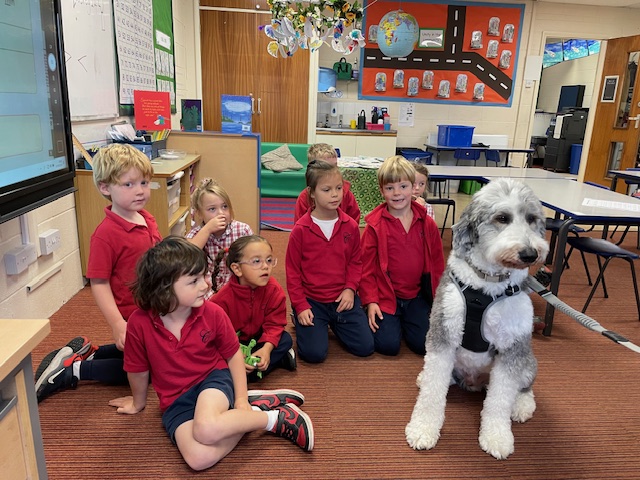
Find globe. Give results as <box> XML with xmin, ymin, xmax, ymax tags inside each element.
<box><xmin>377</xmin><ymin>10</ymin><xmax>419</xmax><ymax>58</ymax></box>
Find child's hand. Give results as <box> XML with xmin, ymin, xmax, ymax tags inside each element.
<box><xmin>205</xmin><ymin>214</ymin><xmax>227</xmax><ymax>236</ymax></box>
<box><xmin>244</xmin><ymin>360</ymin><xmax>259</xmax><ymax>375</ymax></box>
<box><xmin>296</xmin><ymin>309</ymin><xmax>314</xmax><ymax>326</ymax></box>
<box><xmin>335</xmin><ymin>288</ymin><xmax>355</xmax><ymax>312</ymax></box>
<box><xmin>109</xmin><ymin>396</ymin><xmax>145</xmax><ymax>414</ymax></box>
<box><xmin>112</xmin><ymin>319</ymin><xmax>127</xmax><ymax>351</ymax></box>
<box><xmin>414</xmin><ymin>196</ymin><xmax>427</xmax><ymax>207</ymax></box>
<box><xmin>253</xmin><ymin>345</ymin><xmax>272</xmax><ymax>372</ymax></box>
<box><xmin>367</xmin><ymin>303</ymin><xmax>383</xmax><ymax>332</ymax></box>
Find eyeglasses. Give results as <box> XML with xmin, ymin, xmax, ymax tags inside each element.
<box><xmin>236</xmin><ymin>257</ymin><xmax>278</xmax><ymax>269</ymax></box>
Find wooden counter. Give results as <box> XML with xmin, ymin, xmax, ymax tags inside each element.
<box><xmin>0</xmin><ymin>319</ymin><xmax>50</xmax><ymax>479</ymax></box>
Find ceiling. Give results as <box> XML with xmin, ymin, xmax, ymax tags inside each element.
<box><xmin>535</xmin><ymin>0</ymin><xmax>640</xmax><ymax>9</ymax></box>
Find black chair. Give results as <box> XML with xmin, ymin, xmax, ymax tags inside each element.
<box><xmin>484</xmin><ymin>150</ymin><xmax>502</xmax><ymax>166</ymax></box>
<box><xmin>562</xmin><ymin>236</ymin><xmax>640</xmax><ymax>318</ymax></box>
<box><xmin>426</xmin><ymin>197</ymin><xmax>455</xmax><ymax>239</ymax></box>
<box><xmin>454</xmin><ymin>148</ymin><xmax>481</xmax><ymax>166</ymax></box>
<box><xmin>609</xmin><ymin>167</ymin><xmax>640</xmax><ymax>246</ymax></box>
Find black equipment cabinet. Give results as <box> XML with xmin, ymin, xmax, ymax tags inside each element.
<box><xmin>543</xmin><ymin>108</ymin><xmax>588</xmax><ymax>172</ymax></box>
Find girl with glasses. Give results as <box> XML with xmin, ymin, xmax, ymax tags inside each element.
<box><xmin>211</xmin><ymin>235</ymin><xmax>296</xmax><ymax>381</ymax></box>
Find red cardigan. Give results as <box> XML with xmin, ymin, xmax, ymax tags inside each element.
<box><xmin>359</xmin><ymin>201</ymin><xmax>445</xmax><ymax>315</ymax></box>
<box><xmin>286</xmin><ymin>209</ymin><xmax>362</xmax><ymax>313</ymax></box>
<box><xmin>210</xmin><ymin>275</ymin><xmax>286</xmax><ymax>347</ymax></box>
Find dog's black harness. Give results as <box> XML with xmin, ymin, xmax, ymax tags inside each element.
<box><xmin>451</xmin><ymin>271</ymin><xmax>522</xmax><ymax>353</ymax></box>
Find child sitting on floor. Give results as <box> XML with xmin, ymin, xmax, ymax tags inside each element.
<box><xmin>211</xmin><ymin>235</ymin><xmax>296</xmax><ymax>381</ymax></box>
<box><xmin>293</xmin><ymin>143</ymin><xmax>360</xmax><ymax>224</ymax></box>
<box><xmin>109</xmin><ymin>236</ymin><xmax>314</xmax><ymax>471</ymax></box>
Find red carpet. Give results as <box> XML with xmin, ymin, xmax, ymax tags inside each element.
<box><xmin>260</xmin><ymin>197</ymin><xmax>296</xmax><ymax>231</ymax></box>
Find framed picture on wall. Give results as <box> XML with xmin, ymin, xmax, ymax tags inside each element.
<box><xmin>601</xmin><ymin>75</ymin><xmax>619</xmax><ymax>103</ymax></box>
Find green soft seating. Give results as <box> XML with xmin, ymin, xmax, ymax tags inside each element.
<box><xmin>260</xmin><ymin>142</ymin><xmax>310</xmax><ymax>198</ymax></box>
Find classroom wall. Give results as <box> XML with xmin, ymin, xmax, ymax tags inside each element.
<box><xmin>316</xmin><ymin>1</ymin><xmax>640</xmax><ymax>167</ymax></box>
<box><xmin>536</xmin><ymin>54</ymin><xmax>599</xmax><ymax>113</ymax></box>
<box><xmin>0</xmin><ymin>0</ymin><xmax>198</xmax><ymax>320</ymax></box>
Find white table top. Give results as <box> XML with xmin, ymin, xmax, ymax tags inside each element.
<box><xmin>519</xmin><ymin>178</ymin><xmax>640</xmax><ymax>222</ymax></box>
<box><xmin>427</xmin><ymin>165</ymin><xmax>573</xmax><ymax>180</ymax></box>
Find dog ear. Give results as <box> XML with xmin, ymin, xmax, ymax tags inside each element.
<box><xmin>452</xmin><ymin>202</ymin><xmax>478</xmax><ymax>256</ymax></box>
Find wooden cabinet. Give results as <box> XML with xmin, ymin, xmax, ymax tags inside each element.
<box><xmin>74</xmin><ymin>154</ymin><xmax>200</xmax><ymax>275</ymax></box>
<box><xmin>0</xmin><ymin>319</ymin><xmax>50</xmax><ymax>479</ymax></box>
<box><xmin>317</xmin><ymin>131</ymin><xmax>398</xmax><ymax>158</ymax></box>
<box><xmin>200</xmin><ymin>2</ymin><xmax>309</xmax><ymax>143</ymax></box>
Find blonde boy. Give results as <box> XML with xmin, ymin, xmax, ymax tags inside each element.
<box><xmin>359</xmin><ymin>156</ymin><xmax>445</xmax><ymax>356</ymax></box>
<box><xmin>34</xmin><ymin>144</ymin><xmax>162</xmax><ymax>401</ymax></box>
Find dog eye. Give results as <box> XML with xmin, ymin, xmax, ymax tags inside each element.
<box><xmin>495</xmin><ymin>214</ymin><xmax>511</xmax><ymax>224</ymax></box>
<box><xmin>526</xmin><ymin>214</ymin><xmax>537</xmax><ymax>224</ymax></box>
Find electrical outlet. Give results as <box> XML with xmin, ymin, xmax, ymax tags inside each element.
<box><xmin>39</xmin><ymin>228</ymin><xmax>62</xmax><ymax>255</ymax></box>
<box><xmin>4</xmin><ymin>243</ymin><xmax>37</xmax><ymax>275</ymax></box>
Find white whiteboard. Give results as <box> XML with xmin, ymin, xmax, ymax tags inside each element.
<box><xmin>60</xmin><ymin>0</ymin><xmax>118</xmax><ymax>120</ymax></box>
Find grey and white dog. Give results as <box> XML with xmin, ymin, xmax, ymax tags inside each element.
<box><xmin>405</xmin><ymin>178</ymin><xmax>549</xmax><ymax>460</ymax></box>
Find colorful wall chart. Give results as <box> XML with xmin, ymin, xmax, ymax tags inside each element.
<box><xmin>113</xmin><ymin>0</ymin><xmax>176</xmax><ymax>115</ymax></box>
<box><xmin>360</xmin><ymin>1</ymin><xmax>524</xmax><ymax>106</ymax></box>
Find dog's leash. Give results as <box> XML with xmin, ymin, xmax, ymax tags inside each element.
<box><xmin>526</xmin><ymin>275</ymin><xmax>640</xmax><ymax>354</ymax></box>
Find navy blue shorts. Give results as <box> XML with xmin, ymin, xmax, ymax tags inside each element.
<box><xmin>161</xmin><ymin>368</ymin><xmax>235</xmax><ymax>444</ymax></box>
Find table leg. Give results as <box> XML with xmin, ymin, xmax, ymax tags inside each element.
<box><xmin>543</xmin><ymin>218</ymin><xmax>576</xmax><ymax>336</ymax></box>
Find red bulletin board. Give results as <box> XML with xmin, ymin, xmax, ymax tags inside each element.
<box><xmin>360</xmin><ymin>1</ymin><xmax>525</xmax><ymax>106</ymax></box>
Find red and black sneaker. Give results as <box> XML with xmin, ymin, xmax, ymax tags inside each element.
<box><xmin>34</xmin><ymin>336</ymin><xmax>95</xmax><ymax>382</ymax></box>
<box><xmin>270</xmin><ymin>403</ymin><xmax>314</xmax><ymax>452</ymax></box>
<box><xmin>248</xmin><ymin>389</ymin><xmax>304</xmax><ymax>410</ymax></box>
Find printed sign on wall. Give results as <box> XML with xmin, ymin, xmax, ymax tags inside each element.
<box><xmin>360</xmin><ymin>1</ymin><xmax>524</xmax><ymax>106</ymax></box>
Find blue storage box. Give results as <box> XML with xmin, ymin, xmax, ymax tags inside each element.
<box><xmin>437</xmin><ymin>125</ymin><xmax>475</xmax><ymax>147</ymax></box>
<box><xmin>400</xmin><ymin>148</ymin><xmax>433</xmax><ymax>164</ymax></box>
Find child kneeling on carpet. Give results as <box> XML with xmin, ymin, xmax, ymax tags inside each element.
<box><xmin>360</xmin><ymin>156</ymin><xmax>445</xmax><ymax>356</ymax></box>
<box><xmin>211</xmin><ymin>235</ymin><xmax>297</xmax><ymax>381</ymax></box>
<box><xmin>293</xmin><ymin>143</ymin><xmax>360</xmax><ymax>224</ymax></box>
<box><xmin>286</xmin><ymin>160</ymin><xmax>374</xmax><ymax>363</ymax></box>
<box><xmin>187</xmin><ymin>178</ymin><xmax>253</xmax><ymax>298</ymax></box>
<box><xmin>109</xmin><ymin>237</ymin><xmax>313</xmax><ymax>471</ymax></box>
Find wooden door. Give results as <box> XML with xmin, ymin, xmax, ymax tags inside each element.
<box><xmin>200</xmin><ymin>5</ymin><xmax>309</xmax><ymax>143</ymax></box>
<box><xmin>584</xmin><ymin>36</ymin><xmax>640</xmax><ymax>191</ymax></box>
<box><xmin>200</xmin><ymin>9</ymin><xmax>259</xmax><ymax>132</ymax></box>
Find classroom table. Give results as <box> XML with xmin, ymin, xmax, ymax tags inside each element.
<box><xmin>424</xmin><ymin>144</ymin><xmax>535</xmax><ymax>167</ymax></box>
<box><xmin>339</xmin><ymin>167</ymin><xmax>382</xmax><ymax>225</ymax></box>
<box><xmin>516</xmin><ymin>178</ymin><xmax>640</xmax><ymax>335</ymax></box>
<box><xmin>609</xmin><ymin>169</ymin><xmax>640</xmax><ymax>191</ymax></box>
<box><xmin>423</xmin><ymin>168</ymin><xmax>640</xmax><ymax>335</ymax></box>
<box><xmin>426</xmin><ymin>165</ymin><xmax>573</xmax><ymax>181</ymax></box>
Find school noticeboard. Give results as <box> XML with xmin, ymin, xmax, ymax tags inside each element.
<box><xmin>360</xmin><ymin>1</ymin><xmax>524</xmax><ymax>107</ymax></box>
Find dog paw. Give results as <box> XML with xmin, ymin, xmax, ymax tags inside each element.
<box><xmin>511</xmin><ymin>390</ymin><xmax>536</xmax><ymax>423</ymax></box>
<box><xmin>415</xmin><ymin>370</ymin><xmax>424</xmax><ymax>388</ymax></box>
<box><xmin>478</xmin><ymin>429</ymin><xmax>514</xmax><ymax>460</ymax></box>
<box><xmin>405</xmin><ymin>421</ymin><xmax>440</xmax><ymax>450</ymax></box>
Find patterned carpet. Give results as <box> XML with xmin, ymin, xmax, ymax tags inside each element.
<box><xmin>260</xmin><ymin>197</ymin><xmax>296</xmax><ymax>231</ymax></box>
<box><xmin>33</xmin><ymin>229</ymin><xmax>640</xmax><ymax>479</ymax></box>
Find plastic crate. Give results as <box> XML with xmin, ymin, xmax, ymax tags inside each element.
<box><xmin>400</xmin><ymin>148</ymin><xmax>433</xmax><ymax>164</ymax></box>
<box><xmin>459</xmin><ymin>180</ymin><xmax>483</xmax><ymax>195</ymax></box>
<box><xmin>437</xmin><ymin>125</ymin><xmax>475</xmax><ymax>147</ymax></box>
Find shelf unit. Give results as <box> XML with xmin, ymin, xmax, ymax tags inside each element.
<box><xmin>74</xmin><ymin>154</ymin><xmax>200</xmax><ymax>276</ymax></box>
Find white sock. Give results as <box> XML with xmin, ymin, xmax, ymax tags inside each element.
<box><xmin>251</xmin><ymin>406</ymin><xmax>261</xmax><ymax>412</ymax></box>
<box><xmin>265</xmin><ymin>409</ymin><xmax>279</xmax><ymax>431</ymax></box>
<box><xmin>72</xmin><ymin>361</ymin><xmax>81</xmax><ymax>379</ymax></box>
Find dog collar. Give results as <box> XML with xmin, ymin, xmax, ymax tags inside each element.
<box><xmin>470</xmin><ymin>265</ymin><xmax>511</xmax><ymax>283</ymax></box>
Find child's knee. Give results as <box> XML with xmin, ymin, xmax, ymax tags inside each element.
<box><xmin>192</xmin><ymin>417</ymin><xmax>222</xmax><ymax>445</ymax></box>
<box><xmin>298</xmin><ymin>346</ymin><xmax>327</xmax><ymax>364</ymax></box>
<box><xmin>374</xmin><ymin>336</ymin><xmax>401</xmax><ymax>356</ymax></box>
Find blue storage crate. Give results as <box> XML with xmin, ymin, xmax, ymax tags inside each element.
<box><xmin>400</xmin><ymin>148</ymin><xmax>433</xmax><ymax>164</ymax></box>
<box><xmin>437</xmin><ymin>125</ymin><xmax>475</xmax><ymax>147</ymax></box>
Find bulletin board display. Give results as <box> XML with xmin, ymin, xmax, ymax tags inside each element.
<box><xmin>114</xmin><ymin>0</ymin><xmax>176</xmax><ymax>115</ymax></box>
<box><xmin>360</xmin><ymin>1</ymin><xmax>525</xmax><ymax>106</ymax></box>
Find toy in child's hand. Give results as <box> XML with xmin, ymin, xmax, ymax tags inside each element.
<box><xmin>237</xmin><ymin>334</ymin><xmax>262</xmax><ymax>379</ymax></box>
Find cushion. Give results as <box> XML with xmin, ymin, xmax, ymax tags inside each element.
<box><xmin>261</xmin><ymin>144</ymin><xmax>304</xmax><ymax>172</ymax></box>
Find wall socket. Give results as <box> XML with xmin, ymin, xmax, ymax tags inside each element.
<box><xmin>39</xmin><ymin>228</ymin><xmax>62</xmax><ymax>255</ymax></box>
<box><xmin>4</xmin><ymin>243</ymin><xmax>38</xmax><ymax>275</ymax></box>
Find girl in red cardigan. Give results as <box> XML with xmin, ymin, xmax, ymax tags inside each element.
<box><xmin>286</xmin><ymin>160</ymin><xmax>374</xmax><ymax>363</ymax></box>
<box><xmin>211</xmin><ymin>235</ymin><xmax>296</xmax><ymax>381</ymax></box>
<box><xmin>360</xmin><ymin>156</ymin><xmax>445</xmax><ymax>356</ymax></box>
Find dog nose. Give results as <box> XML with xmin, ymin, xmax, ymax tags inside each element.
<box><xmin>519</xmin><ymin>248</ymin><xmax>538</xmax><ymax>264</ymax></box>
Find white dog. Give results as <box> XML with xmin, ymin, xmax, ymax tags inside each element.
<box><xmin>405</xmin><ymin>178</ymin><xmax>549</xmax><ymax>460</ymax></box>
